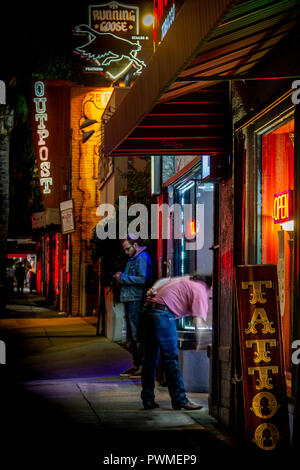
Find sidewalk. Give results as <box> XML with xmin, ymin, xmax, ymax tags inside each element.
<box><xmin>0</xmin><ymin>293</ymin><xmax>242</xmax><ymax>468</ymax></box>
<box><xmin>3</xmin><ymin>288</ymin><xmax>68</xmax><ymax>317</ymax></box>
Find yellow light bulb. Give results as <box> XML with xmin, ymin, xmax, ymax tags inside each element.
<box><xmin>143</xmin><ymin>14</ymin><xmax>154</xmax><ymax>27</ymax></box>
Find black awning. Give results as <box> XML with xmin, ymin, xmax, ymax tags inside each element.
<box><xmin>108</xmin><ymin>83</ymin><xmax>230</xmax><ymax>156</ymax></box>
<box><xmin>103</xmin><ymin>0</ymin><xmax>300</xmax><ymax>157</ymax></box>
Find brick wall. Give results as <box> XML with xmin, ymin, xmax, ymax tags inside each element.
<box><xmin>70</xmin><ymin>87</ymin><xmax>112</xmax><ymax>315</ymax></box>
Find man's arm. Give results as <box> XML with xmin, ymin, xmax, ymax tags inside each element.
<box><xmin>118</xmin><ymin>254</ymin><xmax>150</xmax><ymax>286</ymax></box>
<box><xmin>192</xmin><ymin>316</ymin><xmax>207</xmax><ymax>351</ymax></box>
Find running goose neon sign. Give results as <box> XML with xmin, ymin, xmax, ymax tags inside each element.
<box><xmin>73</xmin><ymin>2</ymin><xmax>147</xmax><ymax>81</ymax></box>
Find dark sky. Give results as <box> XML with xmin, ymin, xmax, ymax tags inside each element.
<box><xmin>1</xmin><ymin>0</ymin><xmax>154</xmax><ymax>88</ymax></box>
<box><xmin>1</xmin><ymin>1</ymin><xmax>89</xmax><ymax>82</ymax></box>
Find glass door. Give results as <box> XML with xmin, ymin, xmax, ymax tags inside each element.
<box><xmin>174</xmin><ymin>179</ymin><xmax>214</xmax><ymax>333</ymax></box>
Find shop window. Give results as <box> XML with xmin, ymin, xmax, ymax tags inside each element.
<box><xmin>261</xmin><ymin>118</ymin><xmax>294</xmax><ymax>393</ymax></box>
<box><xmin>174</xmin><ymin>180</ymin><xmax>214</xmax><ymax>331</ymax></box>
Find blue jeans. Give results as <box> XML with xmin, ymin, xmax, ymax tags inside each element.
<box><xmin>141</xmin><ymin>305</ymin><xmax>188</xmax><ymax>408</ymax></box>
<box><xmin>124</xmin><ymin>300</ymin><xmax>144</xmax><ymax>367</ymax></box>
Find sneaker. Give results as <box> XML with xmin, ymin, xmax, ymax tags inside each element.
<box><xmin>120</xmin><ymin>365</ymin><xmax>137</xmax><ymax>377</ymax></box>
<box><xmin>173</xmin><ymin>401</ymin><xmax>203</xmax><ymax>411</ymax></box>
<box><xmin>144</xmin><ymin>402</ymin><xmax>159</xmax><ymax>410</ymax></box>
<box><xmin>129</xmin><ymin>366</ymin><xmax>142</xmax><ymax>379</ymax></box>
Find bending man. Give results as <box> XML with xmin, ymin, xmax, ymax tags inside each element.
<box><xmin>141</xmin><ymin>274</ymin><xmax>211</xmax><ymax>410</ymax></box>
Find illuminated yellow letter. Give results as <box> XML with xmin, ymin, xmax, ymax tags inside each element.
<box><xmin>245</xmin><ymin>308</ymin><xmax>276</xmax><ymax>335</ymax></box>
<box><xmin>251</xmin><ymin>392</ymin><xmax>278</xmax><ymax>419</ymax></box>
<box><xmin>241</xmin><ymin>280</ymin><xmax>272</xmax><ymax>304</ymax></box>
<box><xmin>246</xmin><ymin>339</ymin><xmax>277</xmax><ymax>363</ymax></box>
<box><xmin>248</xmin><ymin>365</ymin><xmax>279</xmax><ymax>390</ymax></box>
<box><xmin>253</xmin><ymin>423</ymin><xmax>280</xmax><ymax>450</ymax></box>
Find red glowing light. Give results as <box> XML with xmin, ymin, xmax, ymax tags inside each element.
<box><xmin>187</xmin><ymin>220</ymin><xmax>196</xmax><ymax>238</ymax></box>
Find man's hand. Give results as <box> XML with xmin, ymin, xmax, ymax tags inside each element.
<box><xmin>146</xmin><ymin>287</ymin><xmax>157</xmax><ymax>298</ymax></box>
<box><xmin>113</xmin><ymin>272</ymin><xmax>122</xmax><ymax>283</ymax></box>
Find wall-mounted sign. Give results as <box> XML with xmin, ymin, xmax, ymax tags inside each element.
<box><xmin>153</xmin><ymin>0</ymin><xmax>185</xmax><ymax>47</ymax></box>
<box><xmin>73</xmin><ymin>2</ymin><xmax>153</xmax><ymax>82</ymax></box>
<box><xmin>33</xmin><ymin>81</ymin><xmax>52</xmax><ymax>195</ymax></box>
<box><xmin>273</xmin><ymin>190</ymin><xmax>293</xmax><ymax>224</ymax></box>
<box><xmin>235</xmin><ymin>265</ymin><xmax>290</xmax><ymax>452</ymax></box>
<box><xmin>60</xmin><ymin>200</ymin><xmax>76</xmax><ymax>234</ymax></box>
<box><xmin>30</xmin><ymin>80</ymin><xmax>71</xmax><ymax>210</ymax></box>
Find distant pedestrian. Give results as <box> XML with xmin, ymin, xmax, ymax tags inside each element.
<box><xmin>6</xmin><ymin>267</ymin><xmax>15</xmax><ymax>294</ymax></box>
<box><xmin>141</xmin><ymin>274</ymin><xmax>211</xmax><ymax>410</ymax></box>
<box><xmin>15</xmin><ymin>262</ymin><xmax>25</xmax><ymax>295</ymax></box>
<box><xmin>114</xmin><ymin>234</ymin><xmax>153</xmax><ymax>379</ymax></box>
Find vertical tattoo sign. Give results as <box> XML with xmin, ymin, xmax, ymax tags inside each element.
<box><xmin>235</xmin><ymin>265</ymin><xmax>290</xmax><ymax>451</ymax></box>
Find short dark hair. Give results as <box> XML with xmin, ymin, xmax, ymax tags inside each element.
<box><xmin>121</xmin><ymin>234</ymin><xmax>143</xmax><ymax>247</ymax></box>
<box><xmin>190</xmin><ymin>273</ymin><xmax>212</xmax><ymax>288</ymax></box>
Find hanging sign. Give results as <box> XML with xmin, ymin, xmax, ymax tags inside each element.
<box><xmin>73</xmin><ymin>2</ymin><xmax>152</xmax><ymax>82</ymax></box>
<box><xmin>235</xmin><ymin>265</ymin><xmax>290</xmax><ymax>452</ymax></box>
<box><xmin>33</xmin><ymin>81</ymin><xmax>52</xmax><ymax>195</ymax></box>
<box><xmin>30</xmin><ymin>80</ymin><xmax>71</xmax><ymax>210</ymax></box>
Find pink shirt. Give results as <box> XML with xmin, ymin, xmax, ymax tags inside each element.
<box><xmin>149</xmin><ymin>278</ymin><xmax>209</xmax><ymax>321</ymax></box>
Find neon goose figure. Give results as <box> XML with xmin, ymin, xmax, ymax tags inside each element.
<box><xmin>73</xmin><ymin>24</ymin><xmax>146</xmax><ymax>74</ymax></box>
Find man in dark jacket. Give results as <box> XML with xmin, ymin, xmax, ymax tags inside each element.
<box><xmin>114</xmin><ymin>234</ymin><xmax>153</xmax><ymax>379</ymax></box>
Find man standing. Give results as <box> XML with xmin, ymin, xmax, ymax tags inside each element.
<box><xmin>114</xmin><ymin>234</ymin><xmax>153</xmax><ymax>379</ymax></box>
<box><xmin>141</xmin><ymin>274</ymin><xmax>211</xmax><ymax>410</ymax></box>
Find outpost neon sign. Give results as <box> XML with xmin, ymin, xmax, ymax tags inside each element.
<box><xmin>33</xmin><ymin>81</ymin><xmax>52</xmax><ymax>195</ymax></box>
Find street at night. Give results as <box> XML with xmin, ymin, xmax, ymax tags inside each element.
<box><xmin>1</xmin><ymin>0</ymin><xmax>300</xmax><ymax>465</ymax></box>
<box><xmin>0</xmin><ymin>291</ymin><xmax>236</xmax><ymax>468</ymax></box>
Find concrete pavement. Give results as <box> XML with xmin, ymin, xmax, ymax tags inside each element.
<box><xmin>0</xmin><ymin>292</ymin><xmax>259</xmax><ymax>468</ymax></box>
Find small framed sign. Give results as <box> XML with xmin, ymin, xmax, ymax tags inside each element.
<box><xmin>59</xmin><ymin>199</ymin><xmax>75</xmax><ymax>234</ymax></box>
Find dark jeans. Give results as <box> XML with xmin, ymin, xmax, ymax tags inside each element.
<box><xmin>16</xmin><ymin>279</ymin><xmax>24</xmax><ymax>293</ymax></box>
<box><xmin>141</xmin><ymin>305</ymin><xmax>188</xmax><ymax>408</ymax></box>
<box><xmin>124</xmin><ymin>300</ymin><xmax>144</xmax><ymax>367</ymax></box>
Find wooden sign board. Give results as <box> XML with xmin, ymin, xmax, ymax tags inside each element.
<box><xmin>235</xmin><ymin>265</ymin><xmax>290</xmax><ymax>451</ymax></box>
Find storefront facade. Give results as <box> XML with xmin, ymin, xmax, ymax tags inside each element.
<box><xmin>101</xmin><ymin>0</ymin><xmax>300</xmax><ymax>444</ymax></box>
<box><xmin>235</xmin><ymin>81</ymin><xmax>300</xmax><ymax>439</ymax></box>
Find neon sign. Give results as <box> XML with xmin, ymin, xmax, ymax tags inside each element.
<box><xmin>187</xmin><ymin>219</ymin><xmax>196</xmax><ymax>238</ymax></box>
<box><xmin>73</xmin><ymin>2</ymin><xmax>148</xmax><ymax>81</ymax></box>
<box><xmin>161</xmin><ymin>3</ymin><xmax>175</xmax><ymax>40</ymax></box>
<box><xmin>273</xmin><ymin>190</ymin><xmax>292</xmax><ymax>224</ymax></box>
<box><xmin>153</xmin><ymin>0</ymin><xmax>178</xmax><ymax>44</ymax></box>
<box><xmin>33</xmin><ymin>81</ymin><xmax>52</xmax><ymax>195</ymax></box>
